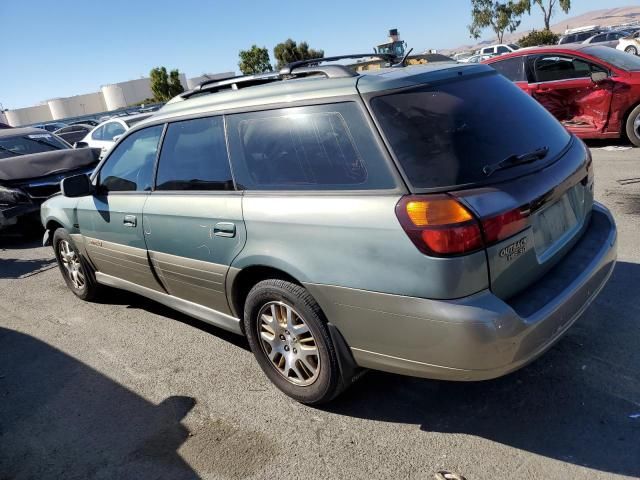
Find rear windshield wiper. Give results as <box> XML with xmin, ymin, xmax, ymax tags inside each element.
<box><xmin>482</xmin><ymin>147</ymin><xmax>549</xmax><ymax>177</ymax></box>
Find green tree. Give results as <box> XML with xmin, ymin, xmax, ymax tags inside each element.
<box><xmin>238</xmin><ymin>45</ymin><xmax>273</xmax><ymax>74</ymax></box>
<box><xmin>273</xmin><ymin>39</ymin><xmax>324</xmax><ymax>70</ymax></box>
<box><xmin>517</xmin><ymin>28</ymin><xmax>559</xmax><ymax>46</ymax></box>
<box><xmin>150</xmin><ymin>67</ymin><xmax>184</xmax><ymax>102</ymax></box>
<box><xmin>468</xmin><ymin>0</ymin><xmax>530</xmax><ymax>43</ymax></box>
<box><xmin>168</xmin><ymin>69</ymin><xmax>184</xmax><ymax>97</ymax></box>
<box><xmin>529</xmin><ymin>0</ymin><xmax>570</xmax><ymax>31</ymax></box>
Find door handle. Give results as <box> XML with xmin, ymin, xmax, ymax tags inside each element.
<box><xmin>214</xmin><ymin>222</ymin><xmax>236</xmax><ymax>238</ymax></box>
<box><xmin>123</xmin><ymin>215</ymin><xmax>137</xmax><ymax>227</ymax></box>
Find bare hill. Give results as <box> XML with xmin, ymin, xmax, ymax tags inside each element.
<box><xmin>441</xmin><ymin>5</ymin><xmax>640</xmax><ymax>54</ymax></box>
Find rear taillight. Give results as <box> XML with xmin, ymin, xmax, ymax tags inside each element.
<box><xmin>396</xmin><ymin>195</ymin><xmax>529</xmax><ymax>257</ymax></box>
<box><xmin>396</xmin><ymin>195</ymin><xmax>483</xmax><ymax>256</ymax></box>
<box><xmin>481</xmin><ymin>208</ymin><xmax>528</xmax><ymax>244</ymax></box>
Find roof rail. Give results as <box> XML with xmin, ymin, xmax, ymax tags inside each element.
<box><xmin>177</xmin><ymin>53</ymin><xmax>396</xmax><ymax>100</ymax></box>
<box><xmin>180</xmin><ymin>72</ymin><xmax>282</xmax><ymax>99</ymax></box>
<box><xmin>279</xmin><ymin>53</ymin><xmax>396</xmax><ymax>74</ymax></box>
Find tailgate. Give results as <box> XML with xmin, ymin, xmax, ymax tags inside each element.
<box><xmin>454</xmin><ymin>139</ymin><xmax>594</xmax><ymax>300</ymax></box>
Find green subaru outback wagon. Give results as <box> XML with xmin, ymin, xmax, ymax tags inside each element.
<box><xmin>42</xmin><ymin>56</ymin><xmax>617</xmax><ymax>404</ymax></box>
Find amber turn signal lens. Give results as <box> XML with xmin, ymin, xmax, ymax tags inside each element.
<box><xmin>405</xmin><ymin>197</ymin><xmax>474</xmax><ymax>227</ymax></box>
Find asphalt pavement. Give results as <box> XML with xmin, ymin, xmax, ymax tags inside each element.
<box><xmin>0</xmin><ymin>143</ymin><xmax>639</xmax><ymax>480</ymax></box>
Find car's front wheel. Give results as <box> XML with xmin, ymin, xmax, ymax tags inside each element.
<box><xmin>53</xmin><ymin>228</ymin><xmax>101</xmax><ymax>301</ymax></box>
<box><xmin>244</xmin><ymin>279</ymin><xmax>346</xmax><ymax>404</ymax></box>
<box><xmin>625</xmin><ymin>46</ymin><xmax>638</xmax><ymax>55</ymax></box>
<box><xmin>625</xmin><ymin>104</ymin><xmax>640</xmax><ymax>147</ymax></box>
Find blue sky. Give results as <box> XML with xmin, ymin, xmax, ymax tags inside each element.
<box><xmin>0</xmin><ymin>0</ymin><xmax>632</xmax><ymax>109</ymax></box>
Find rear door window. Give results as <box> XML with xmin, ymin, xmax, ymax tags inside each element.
<box><xmin>533</xmin><ymin>55</ymin><xmax>607</xmax><ymax>82</ymax></box>
<box><xmin>226</xmin><ymin>103</ymin><xmax>396</xmax><ymax>190</ymax></box>
<box><xmin>155</xmin><ymin>116</ymin><xmax>233</xmax><ymax>191</ymax></box>
<box><xmin>370</xmin><ymin>71</ymin><xmax>571</xmax><ymax>190</ymax></box>
<box><xmin>489</xmin><ymin>57</ymin><xmax>526</xmax><ymax>81</ymax></box>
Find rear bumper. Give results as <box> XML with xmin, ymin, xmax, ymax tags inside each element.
<box><xmin>305</xmin><ymin>203</ymin><xmax>617</xmax><ymax>381</ymax></box>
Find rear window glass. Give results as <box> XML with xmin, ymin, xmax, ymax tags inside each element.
<box><xmin>490</xmin><ymin>57</ymin><xmax>526</xmax><ymax>81</ymax></box>
<box><xmin>227</xmin><ymin>103</ymin><xmax>396</xmax><ymax>190</ymax></box>
<box><xmin>156</xmin><ymin>116</ymin><xmax>233</xmax><ymax>191</ymax></box>
<box><xmin>370</xmin><ymin>72</ymin><xmax>571</xmax><ymax>189</ymax></box>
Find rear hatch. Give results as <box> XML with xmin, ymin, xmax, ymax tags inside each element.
<box><xmin>367</xmin><ymin>67</ymin><xmax>593</xmax><ymax>300</ymax></box>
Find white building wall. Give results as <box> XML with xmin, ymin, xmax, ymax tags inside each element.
<box><xmin>102</xmin><ymin>78</ymin><xmax>154</xmax><ymax>110</ymax></box>
<box><xmin>0</xmin><ymin>111</ymin><xmax>7</xmax><ymax>125</ymax></box>
<box><xmin>48</xmin><ymin>92</ymin><xmax>107</xmax><ymax>120</ymax></box>
<box><xmin>187</xmin><ymin>72</ymin><xmax>235</xmax><ymax>90</ymax></box>
<box><xmin>5</xmin><ymin>104</ymin><xmax>53</xmax><ymax>127</ymax></box>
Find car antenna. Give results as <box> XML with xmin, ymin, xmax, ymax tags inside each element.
<box><xmin>392</xmin><ymin>48</ymin><xmax>414</xmax><ymax>67</ymax></box>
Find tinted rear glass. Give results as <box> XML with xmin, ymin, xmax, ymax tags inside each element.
<box><xmin>0</xmin><ymin>133</ymin><xmax>68</xmax><ymax>159</ymax></box>
<box><xmin>370</xmin><ymin>72</ymin><xmax>571</xmax><ymax>189</ymax></box>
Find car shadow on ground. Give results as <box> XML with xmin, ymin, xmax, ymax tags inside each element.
<box><xmin>0</xmin><ymin>327</ymin><xmax>201</xmax><ymax>479</ymax></box>
<box><xmin>324</xmin><ymin>261</ymin><xmax>640</xmax><ymax>478</ymax></box>
<box><xmin>97</xmin><ymin>288</ymin><xmax>251</xmax><ymax>352</ymax></box>
<box><xmin>0</xmin><ymin>230</ymin><xmax>56</xmax><ymax>279</ymax></box>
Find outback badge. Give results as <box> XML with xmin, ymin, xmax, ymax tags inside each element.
<box><xmin>499</xmin><ymin>237</ymin><xmax>527</xmax><ymax>261</ymax></box>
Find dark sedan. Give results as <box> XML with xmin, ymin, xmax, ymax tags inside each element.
<box><xmin>0</xmin><ymin>127</ymin><xmax>99</xmax><ymax>230</ymax></box>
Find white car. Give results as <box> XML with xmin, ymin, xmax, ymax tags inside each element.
<box><xmin>460</xmin><ymin>53</ymin><xmax>495</xmax><ymax>64</ymax></box>
<box><xmin>477</xmin><ymin>43</ymin><xmax>519</xmax><ymax>55</ymax></box>
<box><xmin>617</xmin><ymin>31</ymin><xmax>640</xmax><ymax>56</ymax></box>
<box><xmin>78</xmin><ymin>113</ymin><xmax>152</xmax><ymax>157</ymax></box>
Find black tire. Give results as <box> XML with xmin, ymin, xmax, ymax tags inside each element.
<box><xmin>244</xmin><ymin>279</ymin><xmax>344</xmax><ymax>404</ymax></box>
<box><xmin>625</xmin><ymin>46</ymin><xmax>638</xmax><ymax>56</ymax></box>
<box><xmin>625</xmin><ymin>104</ymin><xmax>640</xmax><ymax>148</ymax></box>
<box><xmin>53</xmin><ymin>228</ymin><xmax>101</xmax><ymax>301</ymax></box>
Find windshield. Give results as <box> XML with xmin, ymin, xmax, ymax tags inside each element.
<box><xmin>370</xmin><ymin>72</ymin><xmax>571</xmax><ymax>189</ymax></box>
<box><xmin>0</xmin><ymin>133</ymin><xmax>69</xmax><ymax>159</ymax></box>
<box><xmin>583</xmin><ymin>45</ymin><xmax>640</xmax><ymax>71</ymax></box>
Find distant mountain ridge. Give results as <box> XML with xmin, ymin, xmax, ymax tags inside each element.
<box><xmin>441</xmin><ymin>5</ymin><xmax>640</xmax><ymax>54</ymax></box>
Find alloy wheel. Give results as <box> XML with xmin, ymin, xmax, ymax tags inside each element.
<box><xmin>634</xmin><ymin>114</ymin><xmax>640</xmax><ymax>139</ymax></box>
<box><xmin>626</xmin><ymin>46</ymin><xmax>638</xmax><ymax>55</ymax></box>
<box><xmin>58</xmin><ymin>240</ymin><xmax>85</xmax><ymax>290</ymax></box>
<box><xmin>257</xmin><ymin>301</ymin><xmax>320</xmax><ymax>386</ymax></box>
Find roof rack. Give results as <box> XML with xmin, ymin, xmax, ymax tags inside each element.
<box><xmin>279</xmin><ymin>53</ymin><xmax>396</xmax><ymax>74</ymax></box>
<box><xmin>178</xmin><ymin>53</ymin><xmax>398</xmax><ymax>100</ymax></box>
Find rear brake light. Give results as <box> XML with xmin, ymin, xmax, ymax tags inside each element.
<box><xmin>397</xmin><ymin>195</ymin><xmax>531</xmax><ymax>257</ymax></box>
<box><xmin>396</xmin><ymin>195</ymin><xmax>483</xmax><ymax>256</ymax></box>
<box><xmin>481</xmin><ymin>208</ymin><xmax>528</xmax><ymax>244</ymax></box>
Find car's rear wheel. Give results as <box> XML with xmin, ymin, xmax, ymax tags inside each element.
<box><xmin>243</xmin><ymin>279</ymin><xmax>344</xmax><ymax>404</ymax></box>
<box><xmin>53</xmin><ymin>228</ymin><xmax>100</xmax><ymax>301</ymax></box>
<box><xmin>625</xmin><ymin>104</ymin><xmax>640</xmax><ymax>147</ymax></box>
<box><xmin>625</xmin><ymin>46</ymin><xmax>638</xmax><ymax>55</ymax></box>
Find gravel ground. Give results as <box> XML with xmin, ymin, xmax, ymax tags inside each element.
<box><xmin>0</xmin><ymin>144</ymin><xmax>639</xmax><ymax>480</ymax></box>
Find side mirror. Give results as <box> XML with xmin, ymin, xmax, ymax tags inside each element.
<box><xmin>61</xmin><ymin>174</ymin><xmax>94</xmax><ymax>198</ymax></box>
<box><xmin>73</xmin><ymin>141</ymin><xmax>89</xmax><ymax>149</ymax></box>
<box><xmin>112</xmin><ymin>135</ymin><xmax>122</xmax><ymax>142</ymax></box>
<box><xmin>591</xmin><ymin>71</ymin><xmax>607</xmax><ymax>83</ymax></box>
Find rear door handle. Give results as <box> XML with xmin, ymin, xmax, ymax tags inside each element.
<box><xmin>214</xmin><ymin>222</ymin><xmax>236</xmax><ymax>238</ymax></box>
<box><xmin>123</xmin><ymin>215</ymin><xmax>137</xmax><ymax>227</ymax></box>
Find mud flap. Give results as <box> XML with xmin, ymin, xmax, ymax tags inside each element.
<box><xmin>327</xmin><ymin>323</ymin><xmax>367</xmax><ymax>396</ymax></box>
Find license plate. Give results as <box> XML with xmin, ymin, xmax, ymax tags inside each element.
<box><xmin>533</xmin><ymin>190</ymin><xmax>581</xmax><ymax>255</ymax></box>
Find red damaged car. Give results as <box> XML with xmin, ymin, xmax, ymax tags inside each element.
<box><xmin>483</xmin><ymin>45</ymin><xmax>640</xmax><ymax>146</ymax></box>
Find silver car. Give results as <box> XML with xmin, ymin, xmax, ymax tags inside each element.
<box><xmin>41</xmin><ymin>57</ymin><xmax>617</xmax><ymax>404</ymax></box>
